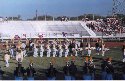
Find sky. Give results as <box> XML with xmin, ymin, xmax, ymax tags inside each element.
<box><xmin>0</xmin><ymin>0</ymin><xmax>113</xmax><ymax>19</ymax></box>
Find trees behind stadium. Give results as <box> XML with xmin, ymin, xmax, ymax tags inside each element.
<box><xmin>4</xmin><ymin>14</ymin><xmax>125</xmax><ymax>24</ymax></box>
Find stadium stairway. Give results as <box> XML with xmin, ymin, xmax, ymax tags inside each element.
<box><xmin>80</xmin><ymin>22</ymin><xmax>96</xmax><ymax>37</ymax></box>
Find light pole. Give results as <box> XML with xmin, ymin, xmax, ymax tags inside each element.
<box><xmin>36</xmin><ymin>10</ymin><xmax>38</xmax><ymax>20</ymax></box>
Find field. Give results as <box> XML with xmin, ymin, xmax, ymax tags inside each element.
<box><xmin>0</xmin><ymin>42</ymin><xmax>124</xmax><ymax>80</ymax></box>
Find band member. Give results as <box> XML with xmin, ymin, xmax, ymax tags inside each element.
<box><xmin>58</xmin><ymin>43</ymin><xmax>63</xmax><ymax>57</ymax></box>
<box><xmin>83</xmin><ymin>57</ymin><xmax>92</xmax><ymax>80</ymax></box>
<box><xmin>26</xmin><ymin>62</ymin><xmax>36</xmax><ymax>80</ymax></box>
<box><xmin>5</xmin><ymin>41</ymin><xmax>9</xmax><ymax>50</ymax></box>
<box><xmin>72</xmin><ymin>42</ymin><xmax>78</xmax><ymax>56</ymax></box>
<box><xmin>105</xmin><ymin>58</ymin><xmax>114</xmax><ymax>80</ymax></box>
<box><xmin>33</xmin><ymin>44</ymin><xmax>38</xmax><ymax>57</ymax></box>
<box><xmin>68</xmin><ymin>41</ymin><xmax>73</xmax><ymax>56</ymax></box>
<box><xmin>30</xmin><ymin>40</ymin><xmax>34</xmax><ymax>48</ymax></box>
<box><xmin>84</xmin><ymin>57</ymin><xmax>89</xmax><ymax>67</ymax></box>
<box><xmin>95</xmin><ymin>40</ymin><xmax>100</xmax><ymax>55</ymax></box>
<box><xmin>69</xmin><ymin>61</ymin><xmax>77</xmax><ymax>80</ymax></box>
<box><xmin>72</xmin><ymin>40</ymin><xmax>76</xmax><ymax>56</ymax></box>
<box><xmin>4</xmin><ymin>52</ymin><xmax>10</xmax><ymax>67</ymax></box>
<box><xmin>16</xmin><ymin>49</ymin><xmax>23</xmax><ymax>63</ymax></box>
<box><xmin>52</xmin><ymin>44</ymin><xmax>57</xmax><ymax>57</ymax></box>
<box><xmin>75</xmin><ymin>42</ymin><xmax>79</xmax><ymax>56</ymax></box>
<box><xmin>40</xmin><ymin>43</ymin><xmax>44</xmax><ymax>57</ymax></box>
<box><xmin>26</xmin><ymin>39</ymin><xmax>30</xmax><ymax>50</ymax></box>
<box><xmin>0</xmin><ymin>67</ymin><xmax>4</xmax><ymax>80</ymax></box>
<box><xmin>46</xmin><ymin>62</ymin><xmax>57</xmax><ymax>80</ymax></box>
<box><xmin>46</xmin><ymin>44</ymin><xmax>51</xmax><ymax>57</ymax></box>
<box><xmin>79</xmin><ymin>39</ymin><xmax>84</xmax><ymax>56</ymax></box>
<box><xmin>63</xmin><ymin>61</ymin><xmax>71</xmax><ymax>80</ymax></box>
<box><xmin>29</xmin><ymin>40</ymin><xmax>34</xmax><ymax>52</ymax></box>
<box><xmin>14</xmin><ymin>62</ymin><xmax>26</xmax><ymax>80</ymax></box>
<box><xmin>102</xmin><ymin>42</ymin><xmax>105</xmax><ymax>56</ymax></box>
<box><xmin>101</xmin><ymin>59</ymin><xmax>108</xmax><ymax>80</ymax></box>
<box><xmin>21</xmin><ymin>42</ymin><xmax>27</xmax><ymax>57</ymax></box>
<box><xmin>80</xmin><ymin>39</ymin><xmax>84</xmax><ymax>48</ymax></box>
<box><xmin>88</xmin><ymin>43</ymin><xmax>92</xmax><ymax>56</ymax></box>
<box><xmin>65</xmin><ymin>44</ymin><xmax>69</xmax><ymax>57</ymax></box>
<box><xmin>17</xmin><ymin>41</ymin><xmax>21</xmax><ymax>50</ymax></box>
<box><xmin>85</xmin><ymin>43</ymin><xmax>91</xmax><ymax>56</ymax></box>
<box><xmin>72</xmin><ymin>48</ymin><xmax>75</xmax><ymax>56</ymax></box>
<box><xmin>10</xmin><ymin>44</ymin><xmax>15</xmax><ymax>58</ymax></box>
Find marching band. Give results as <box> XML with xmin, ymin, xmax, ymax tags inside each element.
<box><xmin>0</xmin><ymin>38</ymin><xmax>124</xmax><ymax>80</ymax></box>
<box><xmin>2</xmin><ymin>38</ymin><xmax>108</xmax><ymax>59</ymax></box>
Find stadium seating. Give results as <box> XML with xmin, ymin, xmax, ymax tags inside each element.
<box><xmin>0</xmin><ymin>21</ymin><xmax>91</xmax><ymax>39</ymax></box>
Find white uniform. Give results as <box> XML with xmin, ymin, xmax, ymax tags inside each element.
<box><xmin>47</xmin><ymin>45</ymin><xmax>51</xmax><ymax>57</ymax></box>
<box><xmin>59</xmin><ymin>45</ymin><xmax>63</xmax><ymax>57</ymax></box>
<box><xmin>16</xmin><ymin>52</ymin><xmax>23</xmax><ymax>62</ymax></box>
<box><xmin>33</xmin><ymin>44</ymin><xmax>38</xmax><ymax>57</ymax></box>
<box><xmin>53</xmin><ymin>45</ymin><xmax>57</xmax><ymax>57</ymax></box>
<box><xmin>10</xmin><ymin>47</ymin><xmax>14</xmax><ymax>57</ymax></box>
<box><xmin>4</xmin><ymin>54</ymin><xmax>10</xmax><ymax>67</ymax></box>
<box><xmin>102</xmin><ymin>44</ymin><xmax>105</xmax><ymax>56</ymax></box>
<box><xmin>65</xmin><ymin>45</ymin><xmax>69</xmax><ymax>57</ymax></box>
<box><xmin>88</xmin><ymin>44</ymin><xmax>91</xmax><ymax>56</ymax></box>
<box><xmin>40</xmin><ymin>44</ymin><xmax>44</xmax><ymax>57</ymax></box>
<box><xmin>21</xmin><ymin>43</ymin><xmax>27</xmax><ymax>57</ymax></box>
<box><xmin>75</xmin><ymin>43</ymin><xmax>78</xmax><ymax>56</ymax></box>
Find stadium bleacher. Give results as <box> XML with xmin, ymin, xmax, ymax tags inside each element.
<box><xmin>0</xmin><ymin>21</ymin><xmax>125</xmax><ymax>39</ymax></box>
<box><xmin>0</xmin><ymin>21</ymin><xmax>91</xmax><ymax>39</ymax></box>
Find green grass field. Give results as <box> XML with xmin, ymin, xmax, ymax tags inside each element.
<box><xmin>0</xmin><ymin>47</ymin><xmax>124</xmax><ymax>80</ymax></box>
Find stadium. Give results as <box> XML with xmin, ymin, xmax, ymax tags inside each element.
<box><xmin>0</xmin><ymin>0</ymin><xmax>125</xmax><ymax>80</ymax></box>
